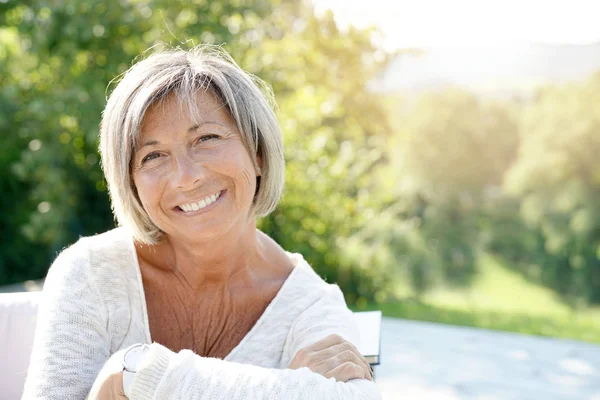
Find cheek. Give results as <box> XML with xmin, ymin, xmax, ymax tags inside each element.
<box><xmin>217</xmin><ymin>147</ymin><xmax>257</xmax><ymax>192</ymax></box>
<box><xmin>240</xmin><ymin>169</ymin><xmax>255</xmax><ymax>193</ymax></box>
<box><xmin>230</xmin><ymin>154</ymin><xmax>257</xmax><ymax>194</ymax></box>
<box><xmin>133</xmin><ymin>174</ymin><xmax>161</xmax><ymax>210</ymax></box>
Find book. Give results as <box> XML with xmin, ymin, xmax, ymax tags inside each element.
<box><xmin>353</xmin><ymin>311</ymin><xmax>382</xmax><ymax>366</ymax></box>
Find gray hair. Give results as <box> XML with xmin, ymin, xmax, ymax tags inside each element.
<box><xmin>100</xmin><ymin>45</ymin><xmax>285</xmax><ymax>244</ymax></box>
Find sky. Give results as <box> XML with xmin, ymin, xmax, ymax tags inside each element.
<box><xmin>313</xmin><ymin>0</ymin><xmax>600</xmax><ymax>50</ymax></box>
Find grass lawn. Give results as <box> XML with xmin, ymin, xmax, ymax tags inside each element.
<box><xmin>353</xmin><ymin>253</ymin><xmax>600</xmax><ymax>344</ymax></box>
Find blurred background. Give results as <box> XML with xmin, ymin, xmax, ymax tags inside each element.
<box><xmin>1</xmin><ymin>0</ymin><xmax>600</xmax><ymax>345</ymax></box>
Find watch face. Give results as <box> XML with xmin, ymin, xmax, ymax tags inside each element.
<box><xmin>123</xmin><ymin>344</ymin><xmax>150</xmax><ymax>373</ymax></box>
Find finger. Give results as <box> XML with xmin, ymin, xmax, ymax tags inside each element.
<box><xmin>351</xmin><ymin>348</ymin><xmax>372</xmax><ymax>380</ymax></box>
<box><xmin>316</xmin><ymin>339</ymin><xmax>363</xmax><ymax>362</ymax></box>
<box><xmin>315</xmin><ymin>348</ymin><xmax>372</xmax><ymax>381</ymax></box>
<box><xmin>359</xmin><ymin>355</ymin><xmax>373</xmax><ymax>381</ymax></box>
<box><xmin>323</xmin><ymin>361</ymin><xmax>364</xmax><ymax>382</ymax></box>
<box><xmin>303</xmin><ymin>334</ymin><xmax>346</xmax><ymax>353</ymax></box>
<box><xmin>312</xmin><ymin>342</ymin><xmax>372</xmax><ymax>380</ymax></box>
<box><xmin>312</xmin><ymin>349</ymin><xmax>357</xmax><ymax>374</ymax></box>
<box><xmin>116</xmin><ymin>372</ymin><xmax>127</xmax><ymax>396</ymax></box>
<box><xmin>309</xmin><ymin>341</ymin><xmax>353</xmax><ymax>364</ymax></box>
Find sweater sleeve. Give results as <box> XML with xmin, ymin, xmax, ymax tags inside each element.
<box><xmin>285</xmin><ymin>283</ymin><xmax>381</xmax><ymax>399</ymax></box>
<box><xmin>21</xmin><ymin>240</ymin><xmax>111</xmax><ymax>400</ymax></box>
<box><xmin>127</xmin><ymin>284</ymin><xmax>380</xmax><ymax>400</ymax></box>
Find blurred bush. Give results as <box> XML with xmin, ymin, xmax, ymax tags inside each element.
<box><xmin>380</xmin><ymin>90</ymin><xmax>520</xmax><ymax>292</ymax></box>
<box><xmin>503</xmin><ymin>74</ymin><xmax>600</xmax><ymax>306</ymax></box>
<box><xmin>384</xmin><ymin>79</ymin><xmax>600</xmax><ymax>306</ymax></box>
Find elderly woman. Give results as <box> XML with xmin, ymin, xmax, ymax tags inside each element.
<box><xmin>22</xmin><ymin>46</ymin><xmax>379</xmax><ymax>399</ymax></box>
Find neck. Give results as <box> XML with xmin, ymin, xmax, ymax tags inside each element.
<box><xmin>140</xmin><ymin>218</ymin><xmax>264</xmax><ymax>290</ymax></box>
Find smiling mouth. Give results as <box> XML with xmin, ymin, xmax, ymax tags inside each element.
<box><xmin>177</xmin><ymin>190</ymin><xmax>224</xmax><ymax>213</ymax></box>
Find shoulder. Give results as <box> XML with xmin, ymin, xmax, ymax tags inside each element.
<box><xmin>82</xmin><ymin>227</ymin><xmax>137</xmax><ymax>273</ymax></box>
<box><xmin>45</xmin><ymin>227</ymin><xmax>136</xmax><ymax>296</ymax></box>
<box><xmin>286</xmin><ymin>252</ymin><xmax>344</xmax><ymax>300</ymax></box>
<box><xmin>48</xmin><ymin>227</ymin><xmax>132</xmax><ymax>270</ymax></box>
<box><xmin>282</xmin><ymin>252</ymin><xmax>354</xmax><ymax>329</ymax></box>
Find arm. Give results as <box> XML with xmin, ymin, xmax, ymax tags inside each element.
<box><xmin>120</xmin><ymin>284</ymin><xmax>379</xmax><ymax>400</ymax></box>
<box><xmin>285</xmin><ymin>284</ymin><xmax>380</xmax><ymax>398</ymax></box>
<box><xmin>126</xmin><ymin>344</ymin><xmax>377</xmax><ymax>400</ymax></box>
<box><xmin>22</xmin><ymin>240</ymin><xmax>111</xmax><ymax>399</ymax></box>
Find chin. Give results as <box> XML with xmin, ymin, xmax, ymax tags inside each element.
<box><xmin>172</xmin><ymin>220</ymin><xmax>233</xmax><ymax>243</ymax></box>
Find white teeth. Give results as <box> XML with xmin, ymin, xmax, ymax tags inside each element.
<box><xmin>179</xmin><ymin>191</ymin><xmax>221</xmax><ymax>213</ymax></box>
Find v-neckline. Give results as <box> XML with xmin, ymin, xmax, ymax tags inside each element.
<box><xmin>126</xmin><ymin>234</ymin><xmax>301</xmax><ymax>360</ymax></box>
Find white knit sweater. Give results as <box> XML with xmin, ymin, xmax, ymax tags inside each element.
<box><xmin>22</xmin><ymin>228</ymin><xmax>380</xmax><ymax>399</ymax></box>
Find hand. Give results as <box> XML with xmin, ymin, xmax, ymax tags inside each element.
<box><xmin>88</xmin><ymin>371</ymin><xmax>128</xmax><ymax>400</ymax></box>
<box><xmin>88</xmin><ymin>348</ymin><xmax>129</xmax><ymax>399</ymax></box>
<box><xmin>289</xmin><ymin>334</ymin><xmax>373</xmax><ymax>382</ymax></box>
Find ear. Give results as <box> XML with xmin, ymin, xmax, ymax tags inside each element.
<box><xmin>256</xmin><ymin>155</ymin><xmax>263</xmax><ymax>176</ymax></box>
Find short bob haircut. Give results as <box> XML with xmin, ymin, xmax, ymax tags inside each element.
<box><xmin>100</xmin><ymin>45</ymin><xmax>285</xmax><ymax>244</ymax></box>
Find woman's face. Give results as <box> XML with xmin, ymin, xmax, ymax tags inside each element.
<box><xmin>131</xmin><ymin>91</ymin><xmax>259</xmax><ymax>243</ymax></box>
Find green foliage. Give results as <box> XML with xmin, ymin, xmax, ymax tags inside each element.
<box><xmin>394</xmin><ymin>90</ymin><xmax>520</xmax><ymax>193</ymax></box>
<box><xmin>355</xmin><ymin>252</ymin><xmax>600</xmax><ymax>343</ymax></box>
<box><xmin>379</xmin><ymin>90</ymin><xmax>520</xmax><ymax>293</ymax></box>
<box><xmin>251</xmin><ymin>5</ymin><xmax>395</xmax><ymax>304</ymax></box>
<box><xmin>382</xmin><ymin>75</ymin><xmax>600</xmax><ymax>306</ymax></box>
<box><xmin>353</xmin><ymin>252</ymin><xmax>600</xmax><ymax>343</ymax></box>
<box><xmin>504</xmin><ymin>74</ymin><xmax>600</xmax><ymax>305</ymax></box>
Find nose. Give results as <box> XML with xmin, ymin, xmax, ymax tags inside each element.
<box><xmin>171</xmin><ymin>153</ymin><xmax>206</xmax><ymax>190</ymax></box>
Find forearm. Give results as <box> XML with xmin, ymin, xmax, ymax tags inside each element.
<box><xmin>130</xmin><ymin>343</ymin><xmax>379</xmax><ymax>400</ymax></box>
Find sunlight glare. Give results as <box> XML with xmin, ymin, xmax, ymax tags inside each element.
<box><xmin>313</xmin><ymin>0</ymin><xmax>600</xmax><ymax>49</ymax></box>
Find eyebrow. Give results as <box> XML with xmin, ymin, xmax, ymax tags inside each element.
<box><xmin>137</xmin><ymin>120</ymin><xmax>225</xmax><ymax>150</ymax></box>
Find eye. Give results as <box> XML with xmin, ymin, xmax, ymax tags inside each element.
<box><xmin>141</xmin><ymin>152</ymin><xmax>161</xmax><ymax>164</ymax></box>
<box><xmin>196</xmin><ymin>134</ymin><xmax>220</xmax><ymax>143</ymax></box>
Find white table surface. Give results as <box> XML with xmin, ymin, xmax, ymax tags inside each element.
<box><xmin>375</xmin><ymin>317</ymin><xmax>600</xmax><ymax>400</ymax></box>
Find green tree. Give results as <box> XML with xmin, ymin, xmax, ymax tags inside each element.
<box><xmin>505</xmin><ymin>73</ymin><xmax>600</xmax><ymax>305</ymax></box>
<box><xmin>383</xmin><ymin>90</ymin><xmax>520</xmax><ymax>291</ymax></box>
<box><xmin>249</xmin><ymin>6</ymin><xmax>396</xmax><ymax>303</ymax></box>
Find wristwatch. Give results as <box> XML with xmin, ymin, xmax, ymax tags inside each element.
<box><xmin>122</xmin><ymin>343</ymin><xmax>150</xmax><ymax>398</ymax></box>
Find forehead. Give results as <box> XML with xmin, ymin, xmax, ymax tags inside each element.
<box><xmin>140</xmin><ymin>90</ymin><xmax>234</xmax><ymax>138</ymax></box>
